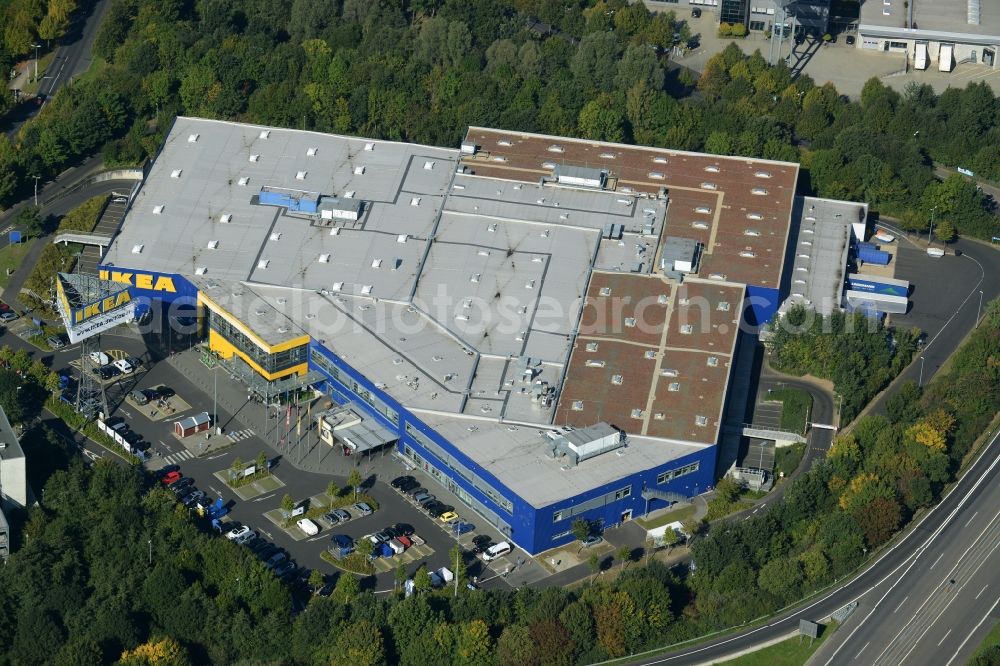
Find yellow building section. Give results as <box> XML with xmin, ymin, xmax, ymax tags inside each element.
<box><xmin>198</xmin><ymin>292</ymin><xmax>310</xmax><ymax>381</ymax></box>
<box><xmin>197</xmin><ymin>292</ymin><xmax>310</xmax><ymax>354</ymax></box>
<box><xmin>208</xmin><ymin>330</ymin><xmax>308</xmax><ymax>381</ymax></box>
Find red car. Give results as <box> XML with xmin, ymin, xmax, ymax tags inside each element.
<box><xmin>396</xmin><ymin>535</ymin><xmax>412</xmax><ymax>549</ymax></box>
<box><xmin>161</xmin><ymin>471</ymin><xmax>182</xmax><ymax>485</ymax></box>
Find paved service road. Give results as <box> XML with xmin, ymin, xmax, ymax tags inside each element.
<box><xmin>816</xmin><ymin>445</ymin><xmax>1000</xmax><ymax>666</ymax></box>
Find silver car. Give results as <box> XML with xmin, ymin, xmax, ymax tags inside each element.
<box><xmin>352</xmin><ymin>502</ymin><xmax>373</xmax><ymax>516</ymax></box>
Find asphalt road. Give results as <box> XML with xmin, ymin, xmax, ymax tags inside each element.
<box><xmin>816</xmin><ymin>446</ymin><xmax>1000</xmax><ymax>666</ymax></box>
<box><xmin>622</xmin><ymin>430</ymin><xmax>1000</xmax><ymax>666</ymax></box>
<box><xmin>5</xmin><ymin>0</ymin><xmax>112</xmax><ymax>138</ymax></box>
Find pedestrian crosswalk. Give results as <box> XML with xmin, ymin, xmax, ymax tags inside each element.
<box><xmin>161</xmin><ymin>449</ymin><xmax>195</xmax><ymax>465</ymax></box>
<box><xmin>227</xmin><ymin>429</ymin><xmax>255</xmax><ymax>442</ymax></box>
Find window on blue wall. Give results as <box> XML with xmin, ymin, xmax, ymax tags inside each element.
<box><xmin>405</xmin><ymin>422</ymin><xmax>513</xmax><ymax>513</ymax></box>
<box><xmin>614</xmin><ymin>486</ymin><xmax>631</xmax><ymax>500</ymax></box>
<box><xmin>553</xmin><ymin>510</ymin><xmax>564</xmax><ymax>523</ymax></box>
<box><xmin>657</xmin><ymin>461</ymin><xmax>700</xmax><ymax>485</ymax></box>
<box><xmin>312</xmin><ymin>350</ymin><xmax>398</xmax><ymax>425</ymax></box>
<box><xmin>553</xmin><ymin>530</ymin><xmax>572</xmax><ymax>540</ymax></box>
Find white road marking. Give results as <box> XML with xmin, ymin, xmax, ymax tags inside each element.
<box><xmin>308</xmin><ymin>535</ymin><xmax>326</xmax><ymax>542</ymax></box>
<box><xmin>209</xmin><ymin>485</ymin><xmax>223</xmax><ymax>496</ymax></box>
<box><xmin>929</xmin><ymin>552</ymin><xmax>944</xmax><ymax>569</ymax></box>
<box><xmin>254</xmin><ymin>493</ymin><xmax>276</xmax><ymax>503</ymax></box>
<box><xmin>893</xmin><ymin>595</ymin><xmax>909</xmax><ymax>613</ymax></box>
<box><xmin>945</xmin><ymin>597</ymin><xmax>1000</xmax><ymax>666</ymax></box>
<box><xmin>964</xmin><ymin>511</ymin><xmax>979</xmax><ymax>528</ymax></box>
<box><xmin>855</xmin><ymin>641</ymin><xmax>870</xmax><ymax>659</ymax></box>
<box><xmin>937</xmin><ymin>629</ymin><xmax>952</xmax><ymax>646</ymax></box>
<box><xmin>975</xmin><ymin>584</ymin><xmax>988</xmax><ymax>600</ymax></box>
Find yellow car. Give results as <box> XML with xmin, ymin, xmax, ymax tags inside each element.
<box><xmin>439</xmin><ymin>511</ymin><xmax>459</xmax><ymax>523</ymax></box>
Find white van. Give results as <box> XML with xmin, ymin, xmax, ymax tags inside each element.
<box><xmin>89</xmin><ymin>351</ymin><xmax>110</xmax><ymax>366</ymax></box>
<box><xmin>927</xmin><ymin>247</ymin><xmax>945</xmax><ymax>258</ymax></box>
<box><xmin>481</xmin><ymin>541</ymin><xmax>513</xmax><ymax>562</ymax></box>
<box><xmin>296</xmin><ymin>518</ymin><xmax>319</xmax><ymax>536</ymax></box>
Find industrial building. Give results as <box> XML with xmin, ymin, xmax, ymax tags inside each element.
<box><xmin>857</xmin><ymin>0</ymin><xmax>999</xmax><ymax>70</ymax></box>
<box><xmin>664</xmin><ymin>0</ymin><xmax>831</xmax><ymax>35</ymax></box>
<box><xmin>101</xmin><ymin>117</ymin><xmax>812</xmax><ymax>554</ymax></box>
<box><xmin>0</xmin><ymin>406</ymin><xmax>27</xmax><ymax>512</ymax></box>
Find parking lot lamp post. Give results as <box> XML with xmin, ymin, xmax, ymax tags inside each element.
<box><xmin>977</xmin><ymin>290</ymin><xmax>984</xmax><ymax>328</ymax></box>
<box><xmin>918</xmin><ymin>356</ymin><xmax>925</xmax><ymax>387</ymax></box>
<box><xmin>928</xmin><ymin>207</ymin><xmax>937</xmax><ymax>243</ymax></box>
<box><xmin>32</xmin><ymin>43</ymin><xmax>40</xmax><ymax>82</ymax></box>
<box><xmin>148</xmin><ymin>539</ymin><xmax>151</xmax><ymax>565</ymax></box>
<box><xmin>213</xmin><ymin>364</ymin><xmax>217</xmax><ymax>427</ymax></box>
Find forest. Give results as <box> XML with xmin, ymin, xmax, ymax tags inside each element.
<box><xmin>0</xmin><ymin>301</ymin><xmax>996</xmax><ymax>665</ymax></box>
<box><xmin>0</xmin><ymin>0</ymin><xmax>997</xmax><ymax>241</ymax></box>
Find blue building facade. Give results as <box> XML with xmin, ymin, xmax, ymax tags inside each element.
<box><xmin>745</xmin><ymin>284</ymin><xmax>781</xmax><ymax>328</ymax></box>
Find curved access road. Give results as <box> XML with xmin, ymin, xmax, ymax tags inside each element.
<box><xmin>622</xmin><ymin>430</ymin><xmax>1000</xmax><ymax>666</ymax></box>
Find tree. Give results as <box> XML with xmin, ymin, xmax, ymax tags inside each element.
<box><xmin>45</xmin><ymin>371</ymin><xmax>62</xmax><ymax>395</ymax></box>
<box><xmin>329</xmin><ymin>619</ymin><xmax>384</xmax><ymax>666</ymax></box>
<box><xmin>454</xmin><ymin>619</ymin><xmax>492</xmax><ymax>665</ymax></box>
<box><xmin>280</xmin><ymin>493</ymin><xmax>295</xmax><ymax>515</ymax></box>
<box><xmin>308</xmin><ymin>569</ymin><xmax>324</xmax><ymax>594</ymax></box>
<box><xmin>15</xmin><ymin>207</ymin><xmax>44</xmax><ymax>238</ymax></box>
<box><xmin>496</xmin><ymin>625</ymin><xmax>534</xmax><ymax>664</ymax></box>
<box><xmin>577</xmin><ymin>93</ymin><xmax>626</xmax><ymax>142</ymax></box>
<box><xmin>934</xmin><ymin>219</ymin><xmax>956</xmax><ymax>242</ymax></box>
<box><xmin>394</xmin><ymin>560</ymin><xmax>407</xmax><ymax>591</ymax></box>
<box><xmin>347</xmin><ymin>469</ymin><xmax>362</xmax><ymax>499</ymax></box>
<box><xmin>119</xmin><ymin>636</ymin><xmax>190</xmax><ymax>666</ymax></box>
<box><xmin>588</xmin><ymin>553</ymin><xmax>600</xmax><ymax>578</ymax></box>
<box><xmin>616</xmin><ymin>544</ymin><xmax>631</xmax><ymax>570</ymax></box>
<box><xmin>450</xmin><ymin>544</ymin><xmax>467</xmax><ymax>592</ymax></box>
<box><xmin>332</xmin><ymin>572</ymin><xmax>359</xmax><ymax>604</ymax></box>
<box><xmin>413</xmin><ymin>565</ymin><xmax>432</xmax><ymax>592</ymax></box>
<box><xmin>230</xmin><ymin>456</ymin><xmax>243</xmax><ymax>478</ymax></box>
<box><xmin>529</xmin><ymin>618</ymin><xmax>575</xmax><ymax>666</ymax></box>
<box><xmin>326</xmin><ymin>479</ymin><xmax>340</xmax><ymax>497</ymax></box>
<box><xmin>854</xmin><ymin>496</ymin><xmax>902</xmax><ymax>548</ymax></box>
<box><xmin>572</xmin><ymin>518</ymin><xmax>591</xmax><ymax>548</ymax></box>
<box><xmin>255</xmin><ymin>451</ymin><xmax>267</xmax><ymax>472</ymax></box>
<box><xmin>355</xmin><ymin>537</ymin><xmax>374</xmax><ymax>561</ymax></box>
<box><xmin>757</xmin><ymin>556</ymin><xmax>802</xmax><ymax>599</ymax></box>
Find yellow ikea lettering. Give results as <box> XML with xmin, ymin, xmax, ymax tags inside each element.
<box><xmin>73</xmin><ymin>291</ymin><xmax>132</xmax><ymax>324</ymax></box>
<box><xmin>98</xmin><ymin>270</ymin><xmax>176</xmax><ymax>293</ymax></box>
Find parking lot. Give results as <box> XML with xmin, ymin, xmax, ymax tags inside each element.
<box><xmin>52</xmin><ymin>335</ymin><xmax>531</xmax><ymax>593</ymax></box>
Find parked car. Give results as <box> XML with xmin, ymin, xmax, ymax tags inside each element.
<box><xmin>325</xmin><ymin>508</ymin><xmax>351</xmax><ymax>524</ymax></box>
<box><xmin>0</xmin><ymin>311</ymin><xmax>18</xmax><ymax>322</ymax></box>
<box><xmin>406</xmin><ymin>486</ymin><xmax>427</xmax><ymax>498</ymax></box>
<box><xmin>329</xmin><ymin>534</ymin><xmax>355</xmax><ymax>557</ymax></box>
<box><xmin>472</xmin><ymin>535</ymin><xmax>493</xmax><ymax>554</ymax></box>
<box><xmin>582</xmin><ymin>535</ymin><xmax>604</xmax><ymax>548</ymax></box>
<box><xmin>481</xmin><ymin>541</ymin><xmax>513</xmax><ymax>562</ymax></box>
<box><xmin>428</xmin><ymin>503</ymin><xmax>453</xmax><ymax>519</ymax></box>
<box><xmin>256</xmin><ymin>545</ymin><xmax>280</xmax><ymax>561</ymax></box>
<box><xmin>274</xmin><ymin>561</ymin><xmax>297</xmax><ymax>579</ymax></box>
<box><xmin>392</xmin><ymin>523</ymin><xmax>415</xmax><ymax>537</ymax></box>
<box><xmin>46</xmin><ymin>335</ymin><xmax>65</xmax><ymax>349</ymax></box>
<box><xmin>398</xmin><ymin>478</ymin><xmax>419</xmax><ymax>492</ymax></box>
<box><xmin>439</xmin><ymin>511</ymin><xmax>459</xmax><ymax>523</ymax></box>
<box><xmin>113</xmin><ymin>359</ymin><xmax>134</xmax><ymax>374</ymax></box>
<box><xmin>846</xmin><ymin>35</ymin><xmax>856</xmax><ymax>45</ymax></box>
<box><xmin>130</xmin><ymin>390</ymin><xmax>150</xmax><ymax>405</ymax></box>
<box><xmin>170</xmin><ymin>477</ymin><xmax>194</xmax><ymax>492</ymax></box>
<box><xmin>95</xmin><ymin>366</ymin><xmax>119</xmax><ymax>380</ymax></box>
<box><xmin>397</xmin><ymin>535</ymin><xmax>413</xmax><ymax>549</ymax></box>
<box><xmin>160</xmin><ymin>471</ymin><xmax>182</xmax><ymax>485</ymax></box>
<box><xmin>154</xmin><ymin>386</ymin><xmax>175</xmax><ymax>398</ymax></box>
<box><xmin>691</xmin><ymin>7</ymin><xmax>701</xmax><ymax>18</ymax></box>
<box><xmin>390</xmin><ymin>475</ymin><xmax>415</xmax><ymax>489</ymax></box>
<box><xmin>155</xmin><ymin>464</ymin><xmax>180</xmax><ymax>479</ymax></box>
<box><xmin>296</xmin><ymin>518</ymin><xmax>319</xmax><ymax>536</ymax></box>
<box><xmin>225</xmin><ymin>525</ymin><xmax>251</xmax><ymax>541</ymax></box>
<box><xmin>387</xmin><ymin>539</ymin><xmax>406</xmax><ymax>555</ymax></box>
<box><xmin>452</xmin><ymin>521</ymin><xmax>475</xmax><ymax>535</ymax></box>
<box><xmin>415</xmin><ymin>493</ymin><xmax>436</xmax><ymax>507</ymax></box>
<box><xmin>89</xmin><ymin>351</ymin><xmax>110</xmax><ymax>366</ymax></box>
<box><xmin>352</xmin><ymin>502</ymin><xmax>373</xmax><ymax>516</ymax></box>
<box><xmin>234</xmin><ymin>529</ymin><xmax>257</xmax><ymax>545</ymax></box>
<box><xmin>184</xmin><ymin>490</ymin><xmax>206</xmax><ymax>507</ymax></box>
<box><xmin>252</xmin><ymin>540</ymin><xmax>275</xmax><ymax>555</ymax></box>
<box><xmin>265</xmin><ymin>550</ymin><xmax>288</xmax><ymax>569</ymax></box>
<box><xmin>366</xmin><ymin>532</ymin><xmax>388</xmax><ymax>546</ymax></box>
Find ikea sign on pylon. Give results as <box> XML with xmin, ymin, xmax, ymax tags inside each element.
<box><xmin>73</xmin><ymin>290</ymin><xmax>132</xmax><ymax>324</ymax></box>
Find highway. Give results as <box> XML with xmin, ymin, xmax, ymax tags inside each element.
<box><xmin>815</xmin><ymin>446</ymin><xmax>1000</xmax><ymax>666</ymax></box>
<box><xmin>622</xmin><ymin>430</ymin><xmax>1000</xmax><ymax>665</ymax></box>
